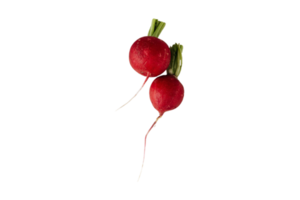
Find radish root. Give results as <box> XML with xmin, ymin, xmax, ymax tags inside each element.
<box><xmin>135</xmin><ymin>115</ymin><xmax>164</xmax><ymax>183</ymax></box>
<box><xmin>113</xmin><ymin>74</ymin><xmax>150</xmax><ymax>112</ymax></box>
<box><xmin>135</xmin><ymin>164</ymin><xmax>145</xmax><ymax>183</ymax></box>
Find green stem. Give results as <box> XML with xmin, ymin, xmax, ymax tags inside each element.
<box><xmin>148</xmin><ymin>19</ymin><xmax>166</xmax><ymax>38</ymax></box>
<box><xmin>167</xmin><ymin>43</ymin><xmax>183</xmax><ymax>78</ymax></box>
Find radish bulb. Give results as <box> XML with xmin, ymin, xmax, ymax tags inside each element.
<box><xmin>135</xmin><ymin>43</ymin><xmax>186</xmax><ymax>183</ymax></box>
<box><xmin>113</xmin><ymin>18</ymin><xmax>171</xmax><ymax>112</ymax></box>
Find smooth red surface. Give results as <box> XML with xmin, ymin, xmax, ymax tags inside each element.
<box><xmin>150</xmin><ymin>75</ymin><xmax>184</xmax><ymax>115</ymax></box>
<box><xmin>129</xmin><ymin>36</ymin><xmax>171</xmax><ymax>77</ymax></box>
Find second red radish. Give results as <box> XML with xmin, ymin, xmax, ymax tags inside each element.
<box><xmin>135</xmin><ymin>74</ymin><xmax>186</xmax><ymax>183</ymax></box>
<box><xmin>149</xmin><ymin>74</ymin><xmax>184</xmax><ymax>116</ymax></box>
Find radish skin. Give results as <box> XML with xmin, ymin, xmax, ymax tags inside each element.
<box><xmin>150</xmin><ymin>75</ymin><xmax>184</xmax><ymax>115</ymax></box>
<box><xmin>129</xmin><ymin>36</ymin><xmax>171</xmax><ymax>77</ymax></box>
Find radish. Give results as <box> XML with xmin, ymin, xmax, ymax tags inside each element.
<box><xmin>149</xmin><ymin>75</ymin><xmax>184</xmax><ymax>116</ymax></box>
<box><xmin>138</xmin><ymin>43</ymin><xmax>184</xmax><ymax>180</ymax></box>
<box><xmin>117</xmin><ymin>19</ymin><xmax>171</xmax><ymax>110</ymax></box>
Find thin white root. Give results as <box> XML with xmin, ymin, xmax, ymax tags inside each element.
<box><xmin>135</xmin><ymin>164</ymin><xmax>145</xmax><ymax>183</ymax></box>
<box><xmin>135</xmin><ymin>115</ymin><xmax>164</xmax><ymax>183</ymax></box>
<box><xmin>113</xmin><ymin>88</ymin><xmax>144</xmax><ymax>112</ymax></box>
<box><xmin>113</xmin><ymin>75</ymin><xmax>149</xmax><ymax>112</ymax></box>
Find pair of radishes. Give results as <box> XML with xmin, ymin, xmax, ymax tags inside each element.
<box><xmin>119</xmin><ymin>19</ymin><xmax>184</xmax><ymax>180</ymax></box>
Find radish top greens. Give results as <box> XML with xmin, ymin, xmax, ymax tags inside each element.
<box><xmin>148</xmin><ymin>19</ymin><xmax>166</xmax><ymax>38</ymax></box>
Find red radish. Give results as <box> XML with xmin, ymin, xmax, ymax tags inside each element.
<box><xmin>117</xmin><ymin>19</ymin><xmax>171</xmax><ymax>110</ymax></box>
<box><xmin>135</xmin><ymin>74</ymin><xmax>186</xmax><ymax>183</ymax></box>
<box><xmin>149</xmin><ymin>75</ymin><xmax>184</xmax><ymax>115</ymax></box>
<box><xmin>129</xmin><ymin>36</ymin><xmax>171</xmax><ymax>77</ymax></box>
